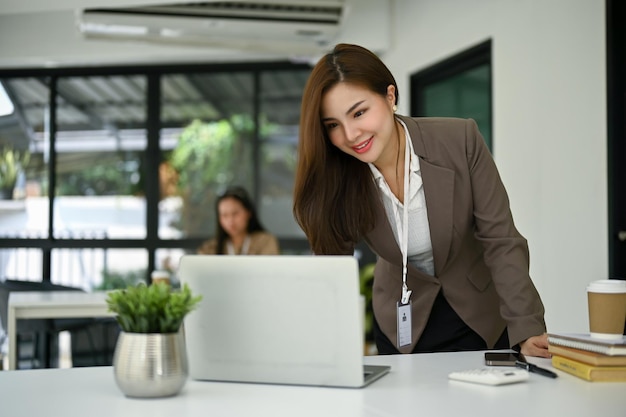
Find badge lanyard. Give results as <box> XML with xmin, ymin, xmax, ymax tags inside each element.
<box><xmin>396</xmin><ymin>130</ymin><xmax>413</xmax><ymax>348</ymax></box>
<box><xmin>227</xmin><ymin>235</ymin><xmax>250</xmax><ymax>255</ymax></box>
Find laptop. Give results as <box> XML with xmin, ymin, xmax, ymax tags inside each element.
<box><xmin>177</xmin><ymin>255</ymin><xmax>390</xmax><ymax>388</ymax></box>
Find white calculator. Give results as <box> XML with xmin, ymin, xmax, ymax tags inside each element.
<box><xmin>448</xmin><ymin>368</ymin><xmax>529</xmax><ymax>386</ymax></box>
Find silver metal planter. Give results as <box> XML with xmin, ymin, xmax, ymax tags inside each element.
<box><xmin>113</xmin><ymin>330</ymin><xmax>188</xmax><ymax>398</ymax></box>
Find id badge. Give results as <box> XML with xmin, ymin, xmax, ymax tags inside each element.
<box><xmin>396</xmin><ymin>301</ymin><xmax>412</xmax><ymax>348</ymax></box>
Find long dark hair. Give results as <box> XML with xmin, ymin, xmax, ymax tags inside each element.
<box><xmin>215</xmin><ymin>186</ymin><xmax>266</xmax><ymax>255</ymax></box>
<box><xmin>293</xmin><ymin>43</ymin><xmax>399</xmax><ymax>254</ymax></box>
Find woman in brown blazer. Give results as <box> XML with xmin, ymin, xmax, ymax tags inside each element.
<box><xmin>293</xmin><ymin>44</ymin><xmax>549</xmax><ymax>357</ymax></box>
<box><xmin>198</xmin><ymin>186</ymin><xmax>279</xmax><ymax>255</ymax></box>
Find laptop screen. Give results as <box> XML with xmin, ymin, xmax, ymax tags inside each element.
<box><xmin>178</xmin><ymin>255</ymin><xmax>372</xmax><ymax>387</ymax></box>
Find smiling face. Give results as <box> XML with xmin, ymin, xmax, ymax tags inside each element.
<box><xmin>321</xmin><ymin>82</ymin><xmax>398</xmax><ymax>168</ymax></box>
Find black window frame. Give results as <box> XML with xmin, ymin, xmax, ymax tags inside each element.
<box><xmin>0</xmin><ymin>61</ymin><xmax>312</xmax><ymax>284</ymax></box>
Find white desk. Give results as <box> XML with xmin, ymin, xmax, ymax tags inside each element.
<box><xmin>0</xmin><ymin>351</ymin><xmax>624</xmax><ymax>417</ymax></box>
<box><xmin>7</xmin><ymin>291</ymin><xmax>114</xmax><ymax>370</ymax></box>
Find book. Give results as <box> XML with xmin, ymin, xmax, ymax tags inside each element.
<box><xmin>547</xmin><ymin>332</ymin><xmax>626</xmax><ymax>356</ymax></box>
<box><xmin>548</xmin><ymin>344</ymin><xmax>626</xmax><ymax>366</ymax></box>
<box><xmin>551</xmin><ymin>355</ymin><xmax>626</xmax><ymax>382</ymax></box>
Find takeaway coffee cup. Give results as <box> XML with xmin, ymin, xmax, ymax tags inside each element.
<box><xmin>587</xmin><ymin>279</ymin><xmax>626</xmax><ymax>340</ymax></box>
<box><xmin>151</xmin><ymin>270</ymin><xmax>171</xmax><ymax>286</ymax></box>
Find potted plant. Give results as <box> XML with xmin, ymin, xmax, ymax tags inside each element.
<box><xmin>106</xmin><ymin>282</ymin><xmax>202</xmax><ymax>398</ymax></box>
<box><xmin>0</xmin><ymin>146</ymin><xmax>29</xmax><ymax>199</ymax></box>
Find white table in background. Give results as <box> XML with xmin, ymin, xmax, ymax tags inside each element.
<box><xmin>0</xmin><ymin>351</ymin><xmax>624</xmax><ymax>417</ymax></box>
<box><xmin>7</xmin><ymin>290</ymin><xmax>114</xmax><ymax>370</ymax></box>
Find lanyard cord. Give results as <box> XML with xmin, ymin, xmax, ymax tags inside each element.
<box><xmin>400</xmin><ymin>130</ymin><xmax>412</xmax><ymax>305</ymax></box>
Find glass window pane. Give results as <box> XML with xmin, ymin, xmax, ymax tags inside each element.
<box><xmin>422</xmin><ymin>64</ymin><xmax>491</xmax><ymax>148</ymax></box>
<box><xmin>51</xmin><ymin>248</ymin><xmax>148</xmax><ymax>291</ymax></box>
<box><xmin>0</xmin><ymin>77</ymin><xmax>50</xmax><ymax>238</ymax></box>
<box><xmin>0</xmin><ymin>247</ymin><xmax>43</xmax><ymax>280</ymax></box>
<box><xmin>155</xmin><ymin>247</ymin><xmax>188</xmax><ymax>287</ymax></box>
<box><xmin>54</xmin><ymin>75</ymin><xmax>147</xmax><ymax>239</ymax></box>
<box><xmin>159</xmin><ymin>72</ymin><xmax>254</xmax><ymax>239</ymax></box>
<box><xmin>259</xmin><ymin>70</ymin><xmax>309</xmax><ymax>239</ymax></box>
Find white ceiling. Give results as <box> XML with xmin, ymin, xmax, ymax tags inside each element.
<box><xmin>0</xmin><ymin>0</ymin><xmax>390</xmax><ymax>69</ymax></box>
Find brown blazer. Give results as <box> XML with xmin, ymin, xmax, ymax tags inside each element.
<box><xmin>197</xmin><ymin>231</ymin><xmax>280</xmax><ymax>255</ymax></box>
<box><xmin>363</xmin><ymin>116</ymin><xmax>546</xmax><ymax>353</ymax></box>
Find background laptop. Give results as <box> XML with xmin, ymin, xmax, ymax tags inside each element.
<box><xmin>178</xmin><ymin>255</ymin><xmax>390</xmax><ymax>388</ymax></box>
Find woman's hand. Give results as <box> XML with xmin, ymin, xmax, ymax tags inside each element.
<box><xmin>519</xmin><ymin>334</ymin><xmax>551</xmax><ymax>358</ymax></box>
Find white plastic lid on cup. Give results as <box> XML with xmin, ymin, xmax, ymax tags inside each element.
<box><xmin>587</xmin><ymin>279</ymin><xmax>626</xmax><ymax>293</ymax></box>
<box><xmin>151</xmin><ymin>270</ymin><xmax>170</xmax><ymax>283</ymax></box>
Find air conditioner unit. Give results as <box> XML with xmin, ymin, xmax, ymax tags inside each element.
<box><xmin>77</xmin><ymin>1</ymin><xmax>346</xmax><ymax>55</ymax></box>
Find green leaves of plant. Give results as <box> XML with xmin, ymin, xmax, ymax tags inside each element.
<box><xmin>0</xmin><ymin>146</ymin><xmax>30</xmax><ymax>189</ymax></box>
<box><xmin>106</xmin><ymin>282</ymin><xmax>202</xmax><ymax>333</ymax></box>
<box><xmin>169</xmin><ymin>119</ymin><xmax>236</xmax><ymax>192</ymax></box>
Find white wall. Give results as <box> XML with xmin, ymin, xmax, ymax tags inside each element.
<box><xmin>384</xmin><ymin>0</ymin><xmax>607</xmax><ymax>334</ymax></box>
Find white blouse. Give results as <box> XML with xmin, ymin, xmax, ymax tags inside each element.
<box><xmin>368</xmin><ymin>119</ymin><xmax>435</xmax><ymax>276</ymax></box>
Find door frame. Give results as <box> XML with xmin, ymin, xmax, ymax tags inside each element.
<box><xmin>607</xmin><ymin>0</ymin><xmax>625</xmax><ymax>278</ymax></box>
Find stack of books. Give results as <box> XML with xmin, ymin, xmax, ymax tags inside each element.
<box><xmin>547</xmin><ymin>332</ymin><xmax>626</xmax><ymax>382</ymax></box>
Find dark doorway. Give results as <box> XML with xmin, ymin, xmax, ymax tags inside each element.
<box><xmin>410</xmin><ymin>40</ymin><xmax>492</xmax><ymax>151</ymax></box>
<box><xmin>607</xmin><ymin>0</ymin><xmax>626</xmax><ymax>279</ymax></box>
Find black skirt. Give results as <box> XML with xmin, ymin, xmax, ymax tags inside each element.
<box><xmin>373</xmin><ymin>289</ymin><xmax>510</xmax><ymax>354</ymax></box>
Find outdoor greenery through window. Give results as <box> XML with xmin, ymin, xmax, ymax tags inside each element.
<box><xmin>0</xmin><ymin>62</ymin><xmax>311</xmax><ymax>290</ymax></box>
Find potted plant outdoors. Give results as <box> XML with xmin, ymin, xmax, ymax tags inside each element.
<box><xmin>106</xmin><ymin>282</ymin><xmax>202</xmax><ymax>398</ymax></box>
<box><xmin>0</xmin><ymin>146</ymin><xmax>29</xmax><ymax>200</ymax></box>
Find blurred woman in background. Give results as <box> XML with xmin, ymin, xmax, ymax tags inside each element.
<box><xmin>198</xmin><ymin>186</ymin><xmax>280</xmax><ymax>255</ymax></box>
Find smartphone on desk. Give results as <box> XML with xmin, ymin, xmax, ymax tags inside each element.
<box><xmin>484</xmin><ymin>351</ymin><xmax>525</xmax><ymax>366</ymax></box>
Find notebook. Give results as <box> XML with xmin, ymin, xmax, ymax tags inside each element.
<box><xmin>177</xmin><ymin>254</ymin><xmax>390</xmax><ymax>388</ymax></box>
<box><xmin>547</xmin><ymin>333</ymin><xmax>626</xmax><ymax>356</ymax></box>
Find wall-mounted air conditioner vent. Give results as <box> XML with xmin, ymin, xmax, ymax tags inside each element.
<box><xmin>77</xmin><ymin>1</ymin><xmax>346</xmax><ymax>54</ymax></box>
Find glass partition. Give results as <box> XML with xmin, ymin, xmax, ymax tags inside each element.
<box><xmin>258</xmin><ymin>69</ymin><xmax>309</xmax><ymax>239</ymax></box>
<box><xmin>54</xmin><ymin>75</ymin><xmax>147</xmax><ymax>240</ymax></box>
<box><xmin>421</xmin><ymin>64</ymin><xmax>491</xmax><ymax>148</ymax></box>
<box><xmin>0</xmin><ymin>77</ymin><xmax>50</xmax><ymax>280</ymax></box>
<box><xmin>411</xmin><ymin>40</ymin><xmax>492</xmax><ymax>150</ymax></box>
<box><xmin>159</xmin><ymin>72</ymin><xmax>255</xmax><ymax>239</ymax></box>
<box><xmin>0</xmin><ymin>77</ymin><xmax>50</xmax><ymax>237</ymax></box>
<box><xmin>51</xmin><ymin>247</ymin><xmax>147</xmax><ymax>291</ymax></box>
<box><xmin>0</xmin><ymin>61</ymin><xmax>311</xmax><ymax>289</ymax></box>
